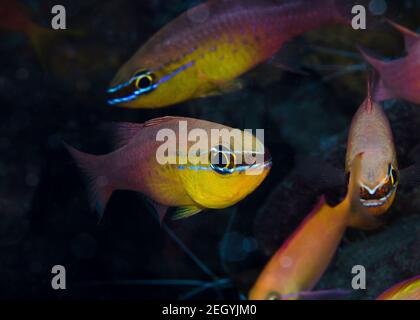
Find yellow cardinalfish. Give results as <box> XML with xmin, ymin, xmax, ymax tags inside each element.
<box><xmin>65</xmin><ymin>116</ymin><xmax>271</xmax><ymax>221</ymax></box>
<box><xmin>345</xmin><ymin>77</ymin><xmax>398</xmax><ymax>226</ymax></box>
<box><xmin>376</xmin><ymin>276</ymin><xmax>420</xmax><ymax>300</ymax></box>
<box><xmin>108</xmin><ymin>0</ymin><xmax>355</xmax><ymax>108</ymax></box>
<box><xmin>249</xmin><ymin>154</ymin><xmax>365</xmax><ymax>300</ymax></box>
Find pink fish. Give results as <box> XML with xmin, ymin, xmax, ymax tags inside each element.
<box><xmin>65</xmin><ymin>117</ymin><xmax>271</xmax><ymax>221</ymax></box>
<box><xmin>360</xmin><ymin>20</ymin><xmax>420</xmax><ymax>104</ymax></box>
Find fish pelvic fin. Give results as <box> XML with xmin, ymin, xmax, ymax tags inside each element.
<box><xmin>172</xmin><ymin>206</ymin><xmax>203</xmax><ymax>220</ymax></box>
<box><xmin>386</xmin><ymin>19</ymin><xmax>419</xmax><ymax>52</ymax></box>
<box><xmin>64</xmin><ymin>143</ymin><xmax>113</xmax><ymax>220</ymax></box>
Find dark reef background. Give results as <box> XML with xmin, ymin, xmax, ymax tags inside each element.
<box><xmin>0</xmin><ymin>0</ymin><xmax>419</xmax><ymax>299</ymax></box>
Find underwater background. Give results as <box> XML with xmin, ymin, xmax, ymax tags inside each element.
<box><xmin>0</xmin><ymin>0</ymin><xmax>419</xmax><ymax>299</ymax></box>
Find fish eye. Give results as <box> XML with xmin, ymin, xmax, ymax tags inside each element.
<box><xmin>209</xmin><ymin>145</ymin><xmax>236</xmax><ymax>175</ymax></box>
<box><xmin>133</xmin><ymin>70</ymin><xmax>155</xmax><ymax>91</ymax></box>
<box><xmin>388</xmin><ymin>164</ymin><xmax>398</xmax><ymax>186</ymax></box>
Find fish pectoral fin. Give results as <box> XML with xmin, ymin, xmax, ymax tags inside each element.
<box><xmin>172</xmin><ymin>206</ymin><xmax>203</xmax><ymax>220</ymax></box>
<box><xmin>196</xmin><ymin>79</ymin><xmax>244</xmax><ymax>98</ymax></box>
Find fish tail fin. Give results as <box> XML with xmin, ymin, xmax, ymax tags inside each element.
<box><xmin>64</xmin><ymin>143</ymin><xmax>113</xmax><ymax>219</ymax></box>
<box><xmin>358</xmin><ymin>45</ymin><xmax>388</xmax><ymax>70</ymax></box>
<box><xmin>374</xmin><ymin>77</ymin><xmax>395</xmax><ymax>101</ymax></box>
<box><xmin>358</xmin><ymin>46</ymin><xmax>396</xmax><ymax>101</ymax></box>
<box><xmin>385</xmin><ymin>19</ymin><xmax>419</xmax><ymax>51</ymax></box>
<box><xmin>26</xmin><ymin>23</ymin><xmax>83</xmax><ymax>66</ymax></box>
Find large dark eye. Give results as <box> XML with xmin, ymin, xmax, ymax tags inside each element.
<box><xmin>389</xmin><ymin>164</ymin><xmax>398</xmax><ymax>186</ymax></box>
<box><xmin>209</xmin><ymin>145</ymin><xmax>236</xmax><ymax>175</ymax></box>
<box><xmin>133</xmin><ymin>70</ymin><xmax>155</xmax><ymax>91</ymax></box>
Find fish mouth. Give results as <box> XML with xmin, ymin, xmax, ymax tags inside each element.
<box><xmin>359</xmin><ymin>187</ymin><xmax>396</xmax><ymax>208</ymax></box>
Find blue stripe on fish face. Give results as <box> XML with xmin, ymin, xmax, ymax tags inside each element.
<box><xmin>177</xmin><ymin>159</ymin><xmax>272</xmax><ymax>175</ymax></box>
<box><xmin>107</xmin><ymin>61</ymin><xmax>196</xmax><ymax>105</ymax></box>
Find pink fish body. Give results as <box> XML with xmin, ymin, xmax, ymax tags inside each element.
<box><xmin>360</xmin><ymin>21</ymin><xmax>420</xmax><ymax>104</ymax></box>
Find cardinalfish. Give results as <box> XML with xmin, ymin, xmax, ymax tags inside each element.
<box><xmin>345</xmin><ymin>76</ymin><xmax>398</xmax><ymax>227</ymax></box>
<box><xmin>297</xmin><ymin>77</ymin><xmax>398</xmax><ymax>229</ymax></box>
<box><xmin>65</xmin><ymin>116</ymin><xmax>271</xmax><ymax>221</ymax></box>
<box><xmin>376</xmin><ymin>276</ymin><xmax>420</xmax><ymax>300</ymax></box>
<box><xmin>360</xmin><ymin>20</ymin><xmax>420</xmax><ymax>104</ymax></box>
<box><xmin>107</xmin><ymin>0</ymin><xmax>356</xmax><ymax>108</ymax></box>
<box><xmin>249</xmin><ymin>154</ymin><xmax>365</xmax><ymax>300</ymax></box>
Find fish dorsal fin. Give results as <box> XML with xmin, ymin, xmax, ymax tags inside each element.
<box><xmin>386</xmin><ymin>19</ymin><xmax>419</xmax><ymax>52</ymax></box>
<box><xmin>366</xmin><ymin>72</ymin><xmax>374</xmax><ymax>114</ymax></box>
<box><xmin>113</xmin><ymin>122</ymin><xmax>145</xmax><ymax>148</ymax></box>
<box><xmin>113</xmin><ymin>117</ymin><xmax>178</xmax><ymax>148</ymax></box>
<box><xmin>143</xmin><ymin>116</ymin><xmax>179</xmax><ymax>127</ymax></box>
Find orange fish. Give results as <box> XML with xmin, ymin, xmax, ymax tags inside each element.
<box><xmin>377</xmin><ymin>276</ymin><xmax>420</xmax><ymax>300</ymax></box>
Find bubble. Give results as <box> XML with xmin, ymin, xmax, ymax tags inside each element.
<box><xmin>187</xmin><ymin>4</ymin><xmax>210</xmax><ymax>24</ymax></box>
<box><xmin>369</xmin><ymin>0</ymin><xmax>388</xmax><ymax>16</ymax></box>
